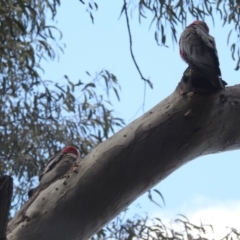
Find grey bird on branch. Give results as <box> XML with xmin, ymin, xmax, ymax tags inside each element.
<box><xmin>28</xmin><ymin>146</ymin><xmax>80</xmax><ymax>198</ymax></box>
<box><xmin>179</xmin><ymin>20</ymin><xmax>226</xmax><ymax>90</ymax></box>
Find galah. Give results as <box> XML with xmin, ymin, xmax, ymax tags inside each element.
<box><xmin>28</xmin><ymin>146</ymin><xmax>80</xmax><ymax>198</ymax></box>
<box><xmin>179</xmin><ymin>20</ymin><xmax>225</xmax><ymax>89</ymax></box>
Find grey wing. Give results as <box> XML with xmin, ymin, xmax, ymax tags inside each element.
<box><xmin>181</xmin><ymin>26</ymin><xmax>223</xmax><ymax>89</ymax></box>
<box><xmin>194</xmin><ymin>26</ymin><xmax>221</xmax><ymax>76</ymax></box>
<box><xmin>39</xmin><ymin>153</ymin><xmax>77</xmax><ymax>185</ymax></box>
<box><xmin>39</xmin><ymin>153</ymin><xmax>62</xmax><ymax>181</ymax></box>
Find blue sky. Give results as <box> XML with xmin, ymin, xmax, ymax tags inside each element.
<box><xmin>41</xmin><ymin>0</ymin><xmax>240</xmax><ymax>236</ymax></box>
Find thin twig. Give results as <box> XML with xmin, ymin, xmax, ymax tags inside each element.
<box><xmin>123</xmin><ymin>0</ymin><xmax>153</xmax><ymax>89</ymax></box>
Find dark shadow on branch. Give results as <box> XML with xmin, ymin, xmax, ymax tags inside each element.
<box><xmin>0</xmin><ymin>176</ymin><xmax>13</xmax><ymax>240</ymax></box>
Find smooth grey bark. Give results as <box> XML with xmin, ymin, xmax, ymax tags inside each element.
<box><xmin>6</xmin><ymin>84</ymin><xmax>240</xmax><ymax>240</ymax></box>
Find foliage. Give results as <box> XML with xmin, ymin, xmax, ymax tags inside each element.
<box><xmin>0</xmin><ymin>0</ymin><xmax>62</xmax><ymax>83</ymax></box>
<box><xmin>0</xmin><ymin>0</ymin><xmax>124</xmax><ymax>213</ymax></box>
<box><xmin>92</xmin><ymin>212</ymin><xmax>240</xmax><ymax>240</ymax></box>
<box><xmin>78</xmin><ymin>0</ymin><xmax>98</xmax><ymax>23</ymax></box>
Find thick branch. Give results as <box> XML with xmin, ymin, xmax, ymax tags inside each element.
<box><xmin>7</xmin><ymin>84</ymin><xmax>240</xmax><ymax>240</ymax></box>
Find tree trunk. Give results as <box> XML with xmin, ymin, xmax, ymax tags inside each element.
<box><xmin>0</xmin><ymin>176</ymin><xmax>13</xmax><ymax>240</ymax></box>
<box><xmin>6</xmin><ymin>82</ymin><xmax>240</xmax><ymax>240</ymax></box>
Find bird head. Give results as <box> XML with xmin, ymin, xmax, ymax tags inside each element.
<box><xmin>190</xmin><ymin>20</ymin><xmax>209</xmax><ymax>33</ymax></box>
<box><xmin>62</xmin><ymin>146</ymin><xmax>81</xmax><ymax>157</ymax></box>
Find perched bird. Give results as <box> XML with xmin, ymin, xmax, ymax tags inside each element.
<box><xmin>179</xmin><ymin>20</ymin><xmax>225</xmax><ymax>89</ymax></box>
<box><xmin>28</xmin><ymin>146</ymin><xmax>80</xmax><ymax>198</ymax></box>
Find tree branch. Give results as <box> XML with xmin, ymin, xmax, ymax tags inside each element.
<box><xmin>123</xmin><ymin>0</ymin><xmax>153</xmax><ymax>89</ymax></box>
<box><xmin>7</xmin><ymin>82</ymin><xmax>240</xmax><ymax>240</ymax></box>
